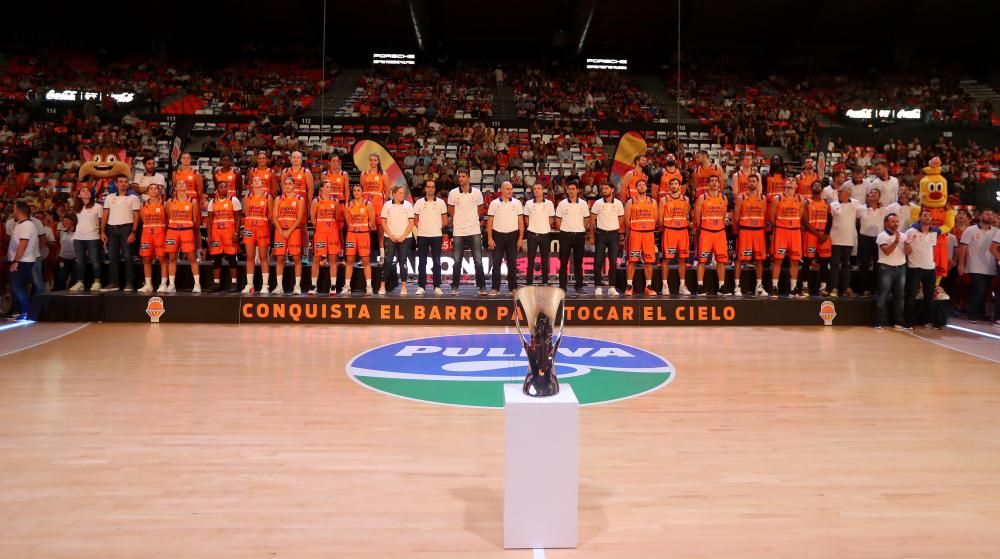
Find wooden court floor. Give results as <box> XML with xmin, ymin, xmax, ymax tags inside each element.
<box><xmin>1</xmin><ymin>323</ymin><xmax>998</xmax><ymax>558</ymax></box>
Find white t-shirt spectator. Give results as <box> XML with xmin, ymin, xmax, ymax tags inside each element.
<box><xmin>380</xmin><ymin>199</ymin><xmax>415</xmax><ymax>238</ymax></box>
<box><xmin>132</xmin><ymin>171</ymin><xmax>166</xmax><ymax>198</ymax></box>
<box><xmin>830</xmin><ymin>199</ymin><xmax>861</xmax><ymax>247</ymax></box>
<box><xmin>876</xmin><ymin>230</ymin><xmax>906</xmax><ymax>266</ymax></box>
<box><xmin>523</xmin><ymin>199</ymin><xmax>555</xmax><ymax>234</ymax></box>
<box><xmin>843</xmin><ymin>179</ymin><xmax>868</xmax><ymax>204</ymax></box>
<box><xmin>7</xmin><ymin>219</ymin><xmax>39</xmax><ymax>263</ymax></box>
<box><xmin>74</xmin><ymin>205</ymin><xmax>102</xmax><ymax>241</ymax></box>
<box><xmin>103</xmin><ymin>192</ymin><xmax>141</xmax><ymax>226</ymax></box>
<box><xmin>866</xmin><ymin>176</ymin><xmax>899</xmax><ymax>206</ymax></box>
<box><xmin>591</xmin><ymin>198</ymin><xmax>625</xmax><ymax>231</ymax></box>
<box><xmin>555</xmin><ymin>198</ymin><xmax>589</xmax><ymax>233</ymax></box>
<box><xmin>36</xmin><ymin>219</ymin><xmax>54</xmax><ymax>260</ymax></box>
<box><xmin>820</xmin><ymin>185</ymin><xmax>839</xmax><ymax>205</ymax></box>
<box><xmin>487</xmin><ymin>197</ymin><xmax>523</xmax><ymax>234</ymax></box>
<box><xmin>960</xmin><ymin>225</ymin><xmax>998</xmax><ymax>276</ymax></box>
<box><xmin>858</xmin><ymin>206</ymin><xmax>888</xmax><ymax>238</ymax></box>
<box><xmin>905</xmin><ymin>227</ymin><xmax>937</xmax><ymax>270</ymax></box>
<box><xmin>886</xmin><ymin>202</ymin><xmax>918</xmax><ymax>230</ymax></box>
<box><xmin>413</xmin><ymin>197</ymin><xmax>447</xmax><ymax>237</ymax></box>
<box><xmin>447</xmin><ymin>187</ymin><xmax>484</xmax><ymax>237</ymax></box>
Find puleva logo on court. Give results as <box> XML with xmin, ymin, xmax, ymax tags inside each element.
<box><xmin>346</xmin><ymin>333</ymin><xmax>675</xmax><ymax>408</ymax></box>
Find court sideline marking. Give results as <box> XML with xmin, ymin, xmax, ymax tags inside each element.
<box><xmin>0</xmin><ymin>322</ymin><xmax>90</xmax><ymax>359</ymax></box>
<box><xmin>907</xmin><ymin>328</ymin><xmax>1000</xmax><ymax>364</ymax></box>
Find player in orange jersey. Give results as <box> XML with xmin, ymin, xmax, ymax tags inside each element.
<box><xmin>657</xmin><ymin>154</ymin><xmax>685</xmax><ymax>200</ymax></box>
<box><xmin>732</xmin><ymin>173</ymin><xmax>769</xmax><ymax>297</ymax></box>
<box><xmin>241</xmin><ymin>176</ymin><xmax>273</xmax><ymax>294</ymax></box>
<box><xmin>795</xmin><ymin>157</ymin><xmax>824</xmax><ymax>196</ymax></box>
<box><xmin>321</xmin><ymin>154</ymin><xmax>350</xmax><ymax>202</ymax></box>
<box><xmin>309</xmin><ymin>180</ymin><xmax>343</xmax><ymax>295</ymax></box>
<box><xmin>163</xmin><ymin>180</ymin><xmax>201</xmax><ymax>293</ymax></box>
<box><xmin>343</xmin><ymin>183</ymin><xmax>377</xmax><ymax>295</ymax></box>
<box><xmin>691</xmin><ymin>150</ymin><xmax>725</xmax><ymax>199</ymax></box>
<box><xmin>768</xmin><ymin>179</ymin><xmax>806</xmax><ymax>298</ymax></box>
<box><xmin>172</xmin><ymin>152</ymin><xmax>205</xmax><ymax>258</ymax></box>
<box><xmin>764</xmin><ymin>155</ymin><xmax>787</xmax><ymax>199</ymax></box>
<box><xmin>658</xmin><ymin>177</ymin><xmax>692</xmax><ymax>296</ymax></box>
<box><xmin>801</xmin><ymin>180</ymin><xmax>833</xmax><ymax>296</ymax></box>
<box><xmin>272</xmin><ymin>176</ymin><xmax>306</xmax><ymax>295</ymax></box>
<box><xmin>623</xmin><ymin>179</ymin><xmax>657</xmax><ymax>296</ymax></box>
<box><xmin>620</xmin><ymin>154</ymin><xmax>648</xmax><ymax>202</ymax></box>
<box><xmin>282</xmin><ymin>151</ymin><xmax>314</xmax><ymax>258</ymax></box>
<box><xmin>360</xmin><ymin>153</ymin><xmax>391</xmax><ymax>259</ymax></box>
<box><xmin>693</xmin><ymin>175</ymin><xmax>730</xmax><ymax>296</ymax></box>
<box><xmin>249</xmin><ymin>151</ymin><xmax>279</xmax><ymax>197</ymax></box>
<box><xmin>205</xmin><ymin>179</ymin><xmax>243</xmax><ymax>293</ymax></box>
<box><xmin>213</xmin><ymin>153</ymin><xmax>243</xmax><ymax>198</ymax></box>
<box><xmin>731</xmin><ymin>153</ymin><xmax>758</xmax><ymax>197</ymax></box>
<box><xmin>137</xmin><ymin>183</ymin><xmax>167</xmax><ymax>293</ymax></box>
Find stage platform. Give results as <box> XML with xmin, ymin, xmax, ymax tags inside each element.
<box><xmin>31</xmin><ymin>290</ymin><xmax>873</xmax><ymax>326</ymax></box>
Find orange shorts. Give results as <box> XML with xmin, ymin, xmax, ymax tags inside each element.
<box><xmin>210</xmin><ymin>225</ymin><xmax>239</xmax><ymax>255</ymax></box>
<box><xmin>345</xmin><ymin>231</ymin><xmax>371</xmax><ymax>257</ymax></box>
<box><xmin>661</xmin><ymin>228</ymin><xmax>690</xmax><ymax>260</ymax></box>
<box><xmin>272</xmin><ymin>228</ymin><xmax>303</xmax><ymax>256</ymax></box>
<box><xmin>627</xmin><ymin>230</ymin><xmax>657</xmax><ymax>263</ymax></box>
<box><xmin>165</xmin><ymin>228</ymin><xmax>196</xmax><ymax>254</ymax></box>
<box><xmin>139</xmin><ymin>227</ymin><xmax>166</xmax><ymax>258</ymax></box>
<box><xmin>736</xmin><ymin>228</ymin><xmax>766</xmax><ymax>260</ymax></box>
<box><xmin>313</xmin><ymin>230</ymin><xmax>342</xmax><ymax>258</ymax></box>
<box><xmin>698</xmin><ymin>229</ymin><xmax>729</xmax><ymax>263</ymax></box>
<box><xmin>771</xmin><ymin>227</ymin><xmax>802</xmax><ymax>261</ymax></box>
<box><xmin>242</xmin><ymin>222</ymin><xmax>271</xmax><ymax>248</ymax></box>
<box><xmin>802</xmin><ymin>231</ymin><xmax>832</xmax><ymax>259</ymax></box>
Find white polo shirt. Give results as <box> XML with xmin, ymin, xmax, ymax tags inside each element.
<box><xmin>132</xmin><ymin>171</ymin><xmax>166</xmax><ymax>197</ymax></box>
<box><xmin>960</xmin><ymin>225</ymin><xmax>998</xmax><ymax>276</ymax></box>
<box><xmin>413</xmin><ymin>197</ymin><xmax>447</xmax><ymax>237</ymax></box>
<box><xmin>905</xmin><ymin>227</ymin><xmax>937</xmax><ymax>270</ymax></box>
<box><xmin>866</xmin><ymin>176</ymin><xmax>899</xmax><ymax>206</ymax></box>
<box><xmin>380</xmin><ymin>199</ymin><xmax>415</xmax><ymax>238</ymax></box>
<box><xmin>555</xmin><ymin>198</ymin><xmax>589</xmax><ymax>233</ymax></box>
<box><xmin>74</xmin><ymin>204</ymin><xmax>102</xmax><ymax>241</ymax></box>
<box><xmin>7</xmin><ymin>219</ymin><xmax>39</xmax><ymax>262</ymax></box>
<box><xmin>590</xmin><ymin>197</ymin><xmax>625</xmax><ymax>231</ymax></box>
<box><xmin>523</xmin><ymin>198</ymin><xmax>555</xmax><ymax>234</ymax></box>
<box><xmin>876</xmin><ymin>230</ymin><xmax>906</xmax><ymax>266</ymax></box>
<box><xmin>886</xmin><ymin>202</ymin><xmax>918</xmax><ymax>230</ymax></box>
<box><xmin>447</xmin><ymin>187</ymin><xmax>484</xmax><ymax>237</ymax></box>
<box><xmin>843</xmin><ymin>179</ymin><xmax>868</xmax><ymax>204</ymax></box>
<box><xmin>858</xmin><ymin>205</ymin><xmax>888</xmax><ymax>238</ymax></box>
<box><xmin>830</xmin><ymin>199</ymin><xmax>861</xmax><ymax>247</ymax></box>
<box><xmin>103</xmin><ymin>192</ymin><xmax>141</xmax><ymax>226</ymax></box>
<box><xmin>487</xmin><ymin>197</ymin><xmax>523</xmax><ymax>234</ymax></box>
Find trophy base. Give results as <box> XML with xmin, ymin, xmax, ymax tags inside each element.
<box><xmin>522</xmin><ymin>373</ymin><xmax>560</xmax><ymax>397</ymax></box>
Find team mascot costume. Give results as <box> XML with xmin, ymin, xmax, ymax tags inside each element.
<box><xmin>911</xmin><ymin>156</ymin><xmax>955</xmax><ymax>300</ymax></box>
<box><xmin>78</xmin><ymin>146</ymin><xmax>132</xmax><ymax>202</ymax></box>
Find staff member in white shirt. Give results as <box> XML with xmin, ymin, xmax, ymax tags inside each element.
<box><xmin>874</xmin><ymin>213</ymin><xmax>910</xmax><ymax>330</ymax></box>
<box><xmin>6</xmin><ymin>203</ymin><xmax>39</xmax><ymax>320</ymax></box>
<box><xmin>857</xmin><ymin>188</ymin><xmax>887</xmax><ymax>294</ymax></box>
<box><xmin>68</xmin><ymin>186</ymin><xmax>104</xmax><ymax>291</ymax></box>
<box><xmin>866</xmin><ymin>161</ymin><xmax>899</xmax><ymax>208</ymax></box>
<box><xmin>828</xmin><ymin>186</ymin><xmax>861</xmax><ymax>297</ymax></box>
<box><xmin>380</xmin><ymin>185</ymin><xmax>415</xmax><ymax>295</ymax></box>
<box><xmin>131</xmin><ymin>157</ymin><xmax>165</xmax><ymax>200</ymax></box>
<box><xmin>958</xmin><ymin>208</ymin><xmax>997</xmax><ymax>323</ymax></box>
<box><xmin>990</xmin><ymin>226</ymin><xmax>1000</xmax><ymax>326</ymax></box>
<box><xmin>886</xmin><ymin>185</ymin><xmax>918</xmax><ymax>230</ymax></box>
<box><xmin>523</xmin><ymin>183</ymin><xmax>555</xmax><ymax>286</ymax></box>
<box><xmin>486</xmin><ymin>181</ymin><xmax>524</xmax><ymax>295</ymax></box>
<box><xmin>447</xmin><ymin>169</ymin><xmax>487</xmax><ymax>296</ymax></box>
<box><xmin>100</xmin><ymin>175</ymin><xmax>142</xmax><ymax>291</ymax></box>
<box><xmin>590</xmin><ymin>183</ymin><xmax>624</xmax><ymax>296</ymax></box>
<box><xmin>904</xmin><ymin>209</ymin><xmax>941</xmax><ymax>328</ymax></box>
<box><xmin>556</xmin><ymin>182</ymin><xmax>592</xmax><ymax>293</ymax></box>
<box><xmin>412</xmin><ymin>180</ymin><xmax>448</xmax><ymax>295</ymax></box>
<box><xmin>845</xmin><ymin>166</ymin><xmax>868</xmax><ymax>204</ymax></box>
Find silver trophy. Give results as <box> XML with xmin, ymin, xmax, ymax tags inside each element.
<box><xmin>513</xmin><ymin>286</ymin><xmax>566</xmax><ymax>397</ymax></box>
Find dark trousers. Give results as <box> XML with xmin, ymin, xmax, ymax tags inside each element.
<box><xmin>525</xmin><ymin>231</ymin><xmax>551</xmax><ymax>285</ymax></box>
<box><xmin>875</xmin><ymin>263</ymin><xmax>906</xmax><ymax>327</ymax></box>
<box><xmin>828</xmin><ymin>244</ymin><xmax>852</xmax><ymax>292</ymax></box>
<box><xmin>967</xmin><ymin>273</ymin><xmax>995</xmax><ymax>321</ymax></box>
<box><xmin>416</xmin><ymin>235</ymin><xmax>443</xmax><ymax>288</ymax></box>
<box><xmin>857</xmin><ymin>234</ymin><xmax>877</xmax><ymax>293</ymax></box>
<box><xmin>451</xmin><ymin>234</ymin><xmax>485</xmax><ymax>289</ymax></box>
<box><xmin>11</xmin><ymin>261</ymin><xmax>34</xmax><ymax>315</ymax></box>
<box><xmin>593</xmin><ymin>229</ymin><xmax>619</xmax><ymax>287</ymax></box>
<box><xmin>905</xmin><ymin>267</ymin><xmax>937</xmax><ymax>326</ymax></box>
<box><xmin>558</xmin><ymin>231</ymin><xmax>586</xmax><ymax>290</ymax></box>
<box><xmin>490</xmin><ymin>231</ymin><xmax>518</xmax><ymax>291</ymax></box>
<box><xmin>383</xmin><ymin>237</ymin><xmax>412</xmax><ymax>285</ymax></box>
<box><xmin>55</xmin><ymin>257</ymin><xmax>77</xmax><ymax>291</ymax></box>
<box><xmin>106</xmin><ymin>223</ymin><xmax>135</xmax><ymax>289</ymax></box>
<box><xmin>73</xmin><ymin>239</ymin><xmax>102</xmax><ymax>285</ymax></box>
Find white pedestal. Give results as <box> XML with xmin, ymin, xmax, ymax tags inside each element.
<box><xmin>503</xmin><ymin>383</ymin><xmax>578</xmax><ymax>549</ymax></box>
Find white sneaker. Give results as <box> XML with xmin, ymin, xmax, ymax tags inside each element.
<box><xmin>91</xmin><ymin>281</ymin><xmax>103</xmax><ymax>291</ymax></box>
<box><xmin>292</xmin><ymin>285</ymin><xmax>302</xmax><ymax>295</ymax></box>
<box><xmin>366</xmin><ymin>286</ymin><xmax>374</xmax><ymax>295</ymax></box>
<box><xmin>415</xmin><ymin>287</ymin><xmax>425</xmax><ymax>295</ymax></box>
<box><xmin>661</xmin><ymin>286</ymin><xmax>670</xmax><ymax>296</ymax></box>
<box><xmin>434</xmin><ymin>287</ymin><xmax>444</xmax><ymax>295</ymax></box>
<box><xmin>192</xmin><ymin>285</ymin><xmax>201</xmax><ymax>293</ymax></box>
<box><xmin>137</xmin><ymin>284</ymin><xmax>153</xmax><ymax>293</ymax></box>
<box><xmin>678</xmin><ymin>285</ymin><xmax>691</xmax><ymax>296</ymax></box>
<box><xmin>272</xmin><ymin>286</ymin><xmax>284</xmax><ymax>295</ymax></box>
<box><xmin>378</xmin><ymin>287</ymin><xmax>387</xmax><ymax>295</ymax></box>
<box><xmin>68</xmin><ymin>281</ymin><xmax>85</xmax><ymax>292</ymax></box>
<box><xmin>400</xmin><ymin>286</ymin><xmax>408</xmax><ymax>296</ymax></box>
<box><xmin>262</xmin><ymin>286</ymin><xmax>271</xmax><ymax>295</ymax></box>
<box><xmin>733</xmin><ymin>287</ymin><xmax>742</xmax><ymax>297</ymax></box>
<box><xmin>241</xmin><ymin>284</ymin><xmax>252</xmax><ymax>294</ymax></box>
<box><xmin>594</xmin><ymin>287</ymin><xmax>603</xmax><ymax>296</ymax></box>
<box><xmin>607</xmin><ymin>287</ymin><xmax>619</xmax><ymax>296</ymax></box>
<box><xmin>163</xmin><ymin>284</ymin><xmax>176</xmax><ymax>293</ymax></box>
<box><xmin>755</xmin><ymin>285</ymin><xmax>768</xmax><ymax>297</ymax></box>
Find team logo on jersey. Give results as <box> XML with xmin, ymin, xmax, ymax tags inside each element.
<box><xmin>145</xmin><ymin>297</ymin><xmax>166</xmax><ymax>323</ymax></box>
<box><xmin>347</xmin><ymin>333</ymin><xmax>675</xmax><ymax>408</ymax></box>
<box><xmin>819</xmin><ymin>300</ymin><xmax>837</xmax><ymax>326</ymax></box>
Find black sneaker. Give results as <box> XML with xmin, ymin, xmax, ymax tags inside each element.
<box><xmin>791</xmin><ymin>286</ymin><xmax>805</xmax><ymax>299</ymax></box>
<box><xmin>718</xmin><ymin>285</ymin><xmax>734</xmax><ymax>297</ymax></box>
<box><xmin>574</xmin><ymin>286</ymin><xmax>585</xmax><ymax>295</ymax></box>
<box><xmin>695</xmin><ymin>284</ymin><xmax>706</xmax><ymax>297</ymax></box>
<box><xmin>226</xmin><ymin>284</ymin><xmax>241</xmax><ymax>293</ymax></box>
<box><xmin>206</xmin><ymin>283</ymin><xmax>223</xmax><ymax>293</ymax></box>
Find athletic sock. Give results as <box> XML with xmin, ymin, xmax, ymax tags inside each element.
<box><xmin>366</xmin><ymin>279</ymin><xmax>372</xmax><ymax>288</ymax></box>
<box><xmin>626</xmin><ymin>280</ymin><xmax>633</xmax><ymax>287</ymax></box>
<box><xmin>193</xmin><ymin>275</ymin><xmax>201</xmax><ymax>288</ymax></box>
<box><xmin>756</xmin><ymin>279</ymin><xmax>762</xmax><ymax>289</ymax></box>
<box><xmin>791</xmin><ymin>279</ymin><xmax>798</xmax><ymax>289</ymax></box>
<box><xmin>295</xmin><ymin>276</ymin><xmax>301</xmax><ymax>288</ymax></box>
<box><xmin>246</xmin><ymin>273</ymin><xmax>252</xmax><ymax>285</ymax></box>
<box><xmin>144</xmin><ymin>276</ymin><xmax>151</xmax><ymax>285</ymax></box>
<box><xmin>772</xmin><ymin>281</ymin><xmax>778</xmax><ymax>290</ymax></box>
<box><xmin>168</xmin><ymin>275</ymin><xmax>175</xmax><ymax>286</ymax></box>
<box><xmin>262</xmin><ymin>272</ymin><xmax>270</xmax><ymax>286</ymax></box>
